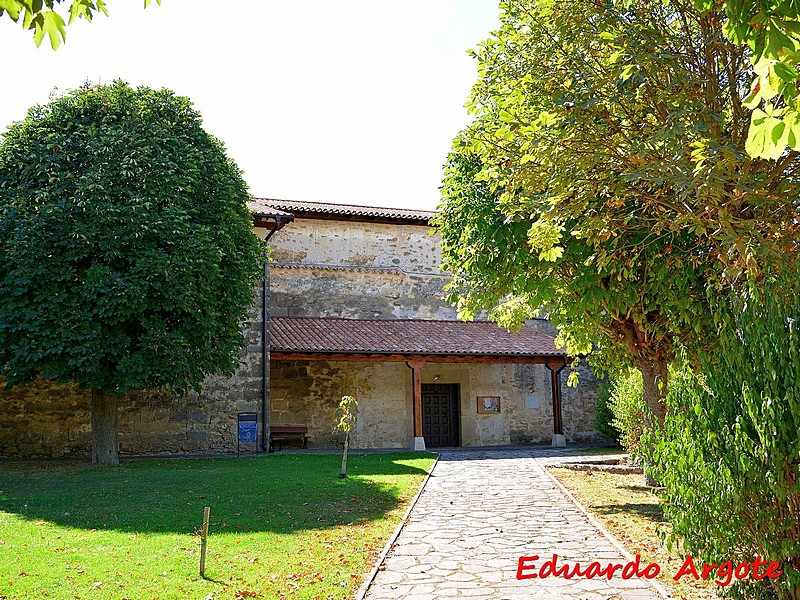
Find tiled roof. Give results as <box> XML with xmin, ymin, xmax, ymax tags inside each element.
<box><xmin>271</xmin><ymin>263</ymin><xmax>402</xmax><ymax>275</ymax></box>
<box><xmin>250</xmin><ymin>198</ymin><xmax>436</xmax><ymax>223</ymax></box>
<box><xmin>247</xmin><ymin>198</ymin><xmax>295</xmax><ymax>220</ymax></box>
<box><xmin>270</xmin><ymin>317</ymin><xmax>564</xmax><ymax>358</ymax></box>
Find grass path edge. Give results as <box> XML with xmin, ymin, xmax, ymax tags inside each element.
<box><xmin>353</xmin><ymin>452</ymin><xmax>440</xmax><ymax>600</ymax></box>
<box><xmin>539</xmin><ymin>459</ymin><xmax>672</xmax><ymax>599</ymax></box>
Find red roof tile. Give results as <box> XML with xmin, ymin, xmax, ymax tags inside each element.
<box><xmin>247</xmin><ymin>199</ymin><xmax>295</xmax><ymax>220</ymax></box>
<box><xmin>250</xmin><ymin>198</ymin><xmax>436</xmax><ymax>224</ymax></box>
<box><xmin>270</xmin><ymin>317</ymin><xmax>564</xmax><ymax>358</ymax></box>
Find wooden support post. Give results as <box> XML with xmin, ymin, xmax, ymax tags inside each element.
<box><xmin>406</xmin><ymin>361</ymin><xmax>425</xmax><ymax>450</ymax></box>
<box><xmin>200</xmin><ymin>506</ymin><xmax>210</xmax><ymax>577</ymax></box>
<box><xmin>546</xmin><ymin>360</ymin><xmax>566</xmax><ymax>447</ymax></box>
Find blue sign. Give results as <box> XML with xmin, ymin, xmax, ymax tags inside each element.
<box><xmin>238</xmin><ymin>413</ymin><xmax>258</xmax><ymax>444</ymax></box>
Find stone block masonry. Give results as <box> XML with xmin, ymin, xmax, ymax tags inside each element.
<box><xmin>1</xmin><ymin>207</ymin><xmax>604</xmax><ymax>458</ymax></box>
<box><xmin>271</xmin><ymin>359</ymin><xmax>600</xmax><ymax>450</ymax></box>
<box><xmin>267</xmin><ymin>217</ymin><xmax>603</xmax><ymax>451</ymax></box>
<box><xmin>0</xmin><ymin>290</ymin><xmax>265</xmax><ymax>458</ymax></box>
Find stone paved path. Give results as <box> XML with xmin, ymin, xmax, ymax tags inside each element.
<box><xmin>363</xmin><ymin>448</ymin><xmax>664</xmax><ymax>600</ymax></box>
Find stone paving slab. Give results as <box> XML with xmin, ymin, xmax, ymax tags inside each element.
<box><xmin>363</xmin><ymin>448</ymin><xmax>664</xmax><ymax>600</ymax></box>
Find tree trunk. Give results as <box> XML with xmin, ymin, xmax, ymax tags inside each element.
<box><xmin>638</xmin><ymin>359</ymin><xmax>668</xmax><ymax>428</ymax></box>
<box><xmin>642</xmin><ymin>411</ymin><xmax>660</xmax><ymax>487</ymax></box>
<box><xmin>637</xmin><ymin>360</ymin><xmax>668</xmax><ymax>486</ymax></box>
<box><xmin>91</xmin><ymin>390</ymin><xmax>119</xmax><ymax>465</ymax></box>
<box><xmin>339</xmin><ymin>432</ymin><xmax>349</xmax><ymax>479</ymax></box>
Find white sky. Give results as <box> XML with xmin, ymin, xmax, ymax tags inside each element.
<box><xmin>0</xmin><ymin>1</ymin><xmax>500</xmax><ymax>211</ymax></box>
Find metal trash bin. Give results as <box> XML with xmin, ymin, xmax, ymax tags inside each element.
<box><xmin>237</xmin><ymin>412</ymin><xmax>258</xmax><ymax>457</ymax></box>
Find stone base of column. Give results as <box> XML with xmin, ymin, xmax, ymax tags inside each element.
<box><xmin>551</xmin><ymin>434</ymin><xmax>566</xmax><ymax>448</ymax></box>
<box><xmin>413</xmin><ymin>437</ymin><xmax>427</xmax><ymax>451</ymax></box>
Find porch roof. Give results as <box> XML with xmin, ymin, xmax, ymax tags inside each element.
<box><xmin>248</xmin><ymin>198</ymin><xmax>295</xmax><ymax>230</ymax></box>
<box><xmin>269</xmin><ymin>317</ymin><xmax>566</xmax><ymax>363</ymax></box>
<box><xmin>250</xmin><ymin>198</ymin><xmax>436</xmax><ymax>225</ymax></box>
<box><xmin>248</xmin><ymin>199</ymin><xmax>295</xmax><ymax>219</ymax></box>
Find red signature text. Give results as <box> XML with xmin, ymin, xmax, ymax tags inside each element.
<box><xmin>516</xmin><ymin>554</ymin><xmax>783</xmax><ymax>587</ymax></box>
<box><xmin>516</xmin><ymin>554</ymin><xmax>659</xmax><ymax>580</ymax></box>
<box><xmin>672</xmin><ymin>555</ymin><xmax>782</xmax><ymax>587</ymax></box>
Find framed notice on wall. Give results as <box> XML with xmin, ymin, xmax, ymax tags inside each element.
<box><xmin>477</xmin><ymin>396</ymin><xmax>501</xmax><ymax>414</ymax></box>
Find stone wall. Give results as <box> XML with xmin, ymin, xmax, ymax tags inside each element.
<box><xmin>270</xmin><ymin>360</ymin><xmax>412</xmax><ymax>449</ymax></box>
<box><xmin>267</xmin><ymin>217</ymin><xmax>602</xmax><ymax>449</ymax></box>
<box><xmin>509</xmin><ymin>320</ymin><xmax>601</xmax><ymax>444</ymax></box>
<box><xmin>267</xmin><ymin>219</ymin><xmax>455</xmax><ymax>319</ymax></box>
<box><xmin>269</xmin><ymin>358</ymin><xmax>597</xmax><ymax>450</ymax></box>
<box><xmin>0</xmin><ymin>378</ymin><xmax>91</xmax><ymax>458</ymax></box>
<box><xmin>1</xmin><ymin>214</ymin><xmax>603</xmax><ymax>458</ymax></box>
<box><xmin>559</xmin><ymin>359</ymin><xmax>603</xmax><ymax>442</ymax></box>
<box><xmin>0</xmin><ymin>289</ymin><xmax>265</xmax><ymax>458</ymax></box>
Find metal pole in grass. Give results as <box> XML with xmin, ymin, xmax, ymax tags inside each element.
<box><xmin>200</xmin><ymin>506</ymin><xmax>210</xmax><ymax>577</ymax></box>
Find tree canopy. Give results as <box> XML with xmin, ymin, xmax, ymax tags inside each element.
<box><xmin>437</xmin><ymin>0</ymin><xmax>800</xmax><ymax>421</ymax></box>
<box><xmin>438</xmin><ymin>150</ymin><xmax>709</xmax><ymax>424</ymax></box>
<box><xmin>0</xmin><ymin>0</ymin><xmax>159</xmax><ymax>49</ymax></box>
<box><xmin>0</xmin><ymin>81</ymin><xmax>264</xmax><ymax>463</ymax></box>
<box><xmin>705</xmin><ymin>0</ymin><xmax>800</xmax><ymax>159</ymax></box>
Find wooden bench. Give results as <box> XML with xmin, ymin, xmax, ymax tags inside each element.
<box><xmin>269</xmin><ymin>426</ymin><xmax>310</xmax><ymax>452</ymax></box>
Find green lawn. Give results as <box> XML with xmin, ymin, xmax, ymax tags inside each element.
<box><xmin>0</xmin><ymin>452</ymin><xmax>435</xmax><ymax>599</ymax></box>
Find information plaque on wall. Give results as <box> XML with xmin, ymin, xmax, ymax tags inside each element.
<box><xmin>477</xmin><ymin>396</ymin><xmax>501</xmax><ymax>414</ymax></box>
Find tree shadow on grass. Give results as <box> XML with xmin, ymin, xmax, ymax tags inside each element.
<box><xmin>591</xmin><ymin>502</ymin><xmax>666</xmax><ymax>524</ymax></box>
<box><xmin>618</xmin><ymin>484</ymin><xmax>656</xmax><ymax>492</ymax></box>
<box><xmin>0</xmin><ymin>452</ymin><xmax>434</xmax><ymax>535</ymax></box>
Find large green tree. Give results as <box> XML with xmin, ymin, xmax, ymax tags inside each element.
<box><xmin>0</xmin><ymin>81</ymin><xmax>264</xmax><ymax>464</ymax></box>
<box><xmin>0</xmin><ymin>0</ymin><xmax>159</xmax><ymax>50</ymax></box>
<box><xmin>438</xmin><ymin>151</ymin><xmax>709</xmax><ymax>427</ymax></box>
<box><xmin>437</xmin><ymin>0</ymin><xmax>800</xmax><ymax>423</ymax></box>
<box><xmin>700</xmin><ymin>0</ymin><xmax>800</xmax><ymax>159</ymax></box>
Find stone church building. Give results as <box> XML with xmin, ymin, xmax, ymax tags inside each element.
<box><xmin>0</xmin><ymin>199</ymin><xmax>600</xmax><ymax>458</ymax></box>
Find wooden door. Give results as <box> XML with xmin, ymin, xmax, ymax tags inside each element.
<box><xmin>421</xmin><ymin>383</ymin><xmax>460</xmax><ymax>447</ymax></box>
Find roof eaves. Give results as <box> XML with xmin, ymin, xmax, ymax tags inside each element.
<box><xmin>251</xmin><ymin>198</ymin><xmax>437</xmax><ymax>224</ymax></box>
